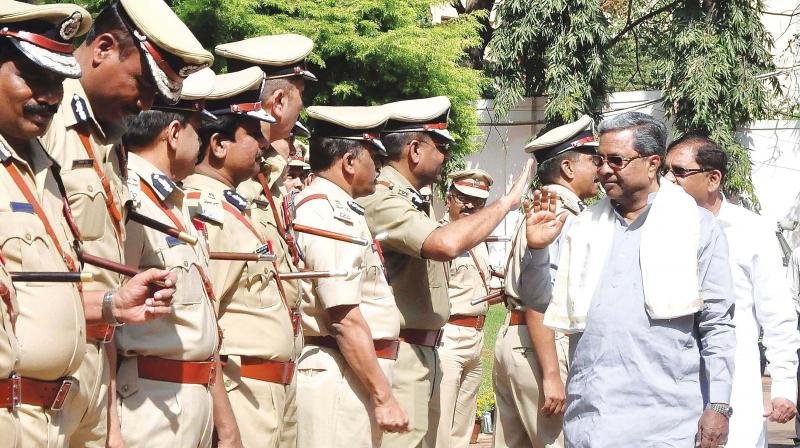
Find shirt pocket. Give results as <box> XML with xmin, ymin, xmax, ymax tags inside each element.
<box><xmin>0</xmin><ymin>211</ymin><xmax>64</xmax><ymax>287</ymax></box>
<box><xmin>243</xmin><ymin>261</ymin><xmax>280</xmax><ymax>309</ymax></box>
<box><xmin>156</xmin><ymin>244</ymin><xmax>203</xmax><ymax>305</ymax></box>
<box><xmin>61</xmin><ymin>168</ymin><xmax>107</xmax><ymax>241</ymax></box>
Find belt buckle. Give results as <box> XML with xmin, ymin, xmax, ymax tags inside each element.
<box><xmin>476</xmin><ymin>315</ymin><xmax>486</xmax><ymax>330</ymax></box>
<box><xmin>208</xmin><ymin>358</ymin><xmax>217</xmax><ymax>387</ymax></box>
<box><xmin>10</xmin><ymin>373</ymin><xmax>20</xmax><ymax>410</ymax></box>
<box><xmin>51</xmin><ymin>378</ymin><xmax>74</xmax><ymax>412</ymax></box>
<box><xmin>102</xmin><ymin>325</ymin><xmax>115</xmax><ymax>343</ymax></box>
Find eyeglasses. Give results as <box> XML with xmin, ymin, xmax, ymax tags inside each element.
<box><xmin>591</xmin><ymin>154</ymin><xmax>644</xmax><ymax>170</ymax></box>
<box><xmin>418</xmin><ymin>139</ymin><xmax>450</xmax><ymax>153</ymax></box>
<box><xmin>450</xmin><ymin>192</ymin><xmax>486</xmax><ymax>207</ymax></box>
<box><xmin>664</xmin><ymin>166</ymin><xmax>712</xmax><ymax>178</ymax></box>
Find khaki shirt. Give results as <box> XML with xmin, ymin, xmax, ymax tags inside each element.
<box><xmin>0</xmin><ymin>264</ymin><xmax>18</xmax><ymax>379</ymax></box>
<box><xmin>183</xmin><ymin>173</ymin><xmax>293</xmax><ymax>361</ymax></box>
<box><xmin>116</xmin><ymin>154</ymin><xmax>218</xmax><ymax>360</ymax></box>
<box><xmin>40</xmin><ymin>78</ymin><xmax>127</xmax><ymax>293</ymax></box>
<box><xmin>504</xmin><ymin>183</ymin><xmax>582</xmax><ymax>309</ymax></box>
<box><xmin>357</xmin><ymin>166</ymin><xmax>449</xmax><ymax>330</ymax></box>
<box><xmin>294</xmin><ymin>177</ymin><xmax>400</xmax><ymax>341</ymax></box>
<box><xmin>448</xmin><ymin>242</ymin><xmax>491</xmax><ymax>316</ymax></box>
<box><xmin>0</xmin><ymin>135</ymin><xmax>84</xmax><ymax>380</ymax></box>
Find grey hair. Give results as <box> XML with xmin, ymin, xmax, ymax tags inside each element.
<box><xmin>598</xmin><ymin>112</ymin><xmax>668</xmax><ymax>158</ymax></box>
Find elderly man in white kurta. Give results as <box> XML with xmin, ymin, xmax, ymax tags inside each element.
<box><xmin>666</xmin><ymin>135</ymin><xmax>799</xmax><ymax>447</ymax></box>
<box><xmin>524</xmin><ymin>112</ymin><xmax>736</xmax><ymax>448</ymax></box>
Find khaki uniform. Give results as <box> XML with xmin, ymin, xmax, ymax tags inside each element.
<box><xmin>40</xmin><ymin>78</ymin><xmax>128</xmax><ymax>447</ymax></box>
<box><xmin>492</xmin><ymin>184</ymin><xmax>580</xmax><ymax>448</ymax></box>
<box><xmin>0</xmin><ymin>135</ymin><xmax>85</xmax><ymax>447</ymax></box>
<box><xmin>357</xmin><ymin>165</ymin><xmax>449</xmax><ymax>448</ymax></box>
<box><xmin>114</xmin><ymin>154</ymin><xmax>218</xmax><ymax>447</ymax></box>
<box><xmin>293</xmin><ymin>177</ymin><xmax>401</xmax><ymax>447</ymax></box>
<box><xmin>183</xmin><ymin>173</ymin><xmax>295</xmax><ymax>447</ymax></box>
<box><xmin>427</xmin><ymin>241</ymin><xmax>490</xmax><ymax>448</ymax></box>
<box><xmin>0</xmin><ymin>262</ymin><xmax>19</xmax><ymax>447</ymax></box>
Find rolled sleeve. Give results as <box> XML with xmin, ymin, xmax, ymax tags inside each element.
<box><xmin>362</xmin><ymin>192</ymin><xmax>438</xmax><ymax>259</ymax></box>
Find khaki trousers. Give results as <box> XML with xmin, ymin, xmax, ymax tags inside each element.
<box><xmin>18</xmin><ymin>403</ymin><xmax>72</xmax><ymax>448</ymax></box>
<box><xmin>424</xmin><ymin>323</ymin><xmax>483</xmax><ymax>448</ymax></box>
<box><xmin>296</xmin><ymin>346</ymin><xmax>395</xmax><ymax>448</ymax></box>
<box><xmin>0</xmin><ymin>409</ymin><xmax>19</xmax><ymax>448</ymax></box>
<box><xmin>382</xmin><ymin>341</ymin><xmax>439</xmax><ymax>448</ymax></box>
<box><xmin>280</xmin><ymin>326</ymin><xmax>303</xmax><ymax>447</ymax></box>
<box><xmin>222</xmin><ymin>355</ymin><xmax>294</xmax><ymax>447</ymax></box>
<box><xmin>492</xmin><ymin>315</ymin><xmax>569</xmax><ymax>448</ymax></box>
<box><xmin>116</xmin><ymin>358</ymin><xmax>213</xmax><ymax>448</ymax></box>
<box><xmin>64</xmin><ymin>342</ymin><xmax>109</xmax><ymax>448</ymax></box>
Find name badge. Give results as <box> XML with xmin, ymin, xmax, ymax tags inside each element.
<box><xmin>165</xmin><ymin>236</ymin><xmax>185</xmax><ymax>247</ymax></box>
<box><xmin>10</xmin><ymin>202</ymin><xmax>34</xmax><ymax>214</ymax></box>
<box><xmin>71</xmin><ymin>159</ymin><xmax>94</xmax><ymax>169</ymax></box>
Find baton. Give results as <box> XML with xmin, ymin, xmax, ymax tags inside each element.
<box><xmin>209</xmin><ymin>252</ymin><xmax>278</xmax><ymax>262</ymax></box>
<box><xmin>79</xmin><ymin>252</ymin><xmax>167</xmax><ymax>288</ymax></box>
<box><xmin>128</xmin><ymin>210</ymin><xmax>198</xmax><ymax>245</ymax></box>
<box><xmin>11</xmin><ymin>272</ymin><xmax>94</xmax><ymax>283</ymax></box>
<box><xmin>277</xmin><ymin>269</ymin><xmax>349</xmax><ymax>280</ymax></box>
<box><xmin>485</xmin><ymin>235</ymin><xmax>511</xmax><ymax>243</ymax></box>
<box><xmin>490</xmin><ymin>271</ymin><xmax>505</xmax><ymax>280</ymax></box>
<box><xmin>293</xmin><ymin>224</ymin><xmax>370</xmax><ymax>246</ymax></box>
<box><xmin>470</xmin><ymin>290</ymin><xmax>504</xmax><ymax>306</ymax></box>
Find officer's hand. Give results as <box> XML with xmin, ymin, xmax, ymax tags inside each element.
<box><xmin>373</xmin><ymin>393</ymin><xmax>409</xmax><ymax>433</ymax></box>
<box><xmin>695</xmin><ymin>408</ymin><xmax>729</xmax><ymax>448</ymax></box>
<box><xmin>764</xmin><ymin>397</ymin><xmax>797</xmax><ymax>423</ymax></box>
<box><xmin>114</xmin><ymin>269</ymin><xmax>176</xmax><ymax>323</ymax></box>
<box><xmin>525</xmin><ymin>189</ymin><xmax>568</xmax><ymax>249</ymax></box>
<box><xmin>541</xmin><ymin>372</ymin><xmax>566</xmax><ymax>417</ymax></box>
<box><xmin>502</xmin><ymin>159</ymin><xmax>534</xmax><ymax>211</ymax></box>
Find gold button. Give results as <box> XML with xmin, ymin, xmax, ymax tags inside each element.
<box><xmin>87</xmin><ymin>185</ymin><xmax>93</xmax><ymax>192</ymax></box>
<box><xmin>24</xmin><ymin>233</ymin><xmax>31</xmax><ymax>241</ymax></box>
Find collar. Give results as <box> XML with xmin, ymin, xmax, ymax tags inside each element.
<box><xmin>127</xmin><ymin>152</ymin><xmax>183</xmax><ymax>203</ymax></box>
<box><xmin>0</xmin><ymin>133</ymin><xmax>53</xmax><ymax>174</ymax></box>
<box><xmin>379</xmin><ymin>165</ymin><xmax>417</xmax><ymax>193</ymax></box>
<box><xmin>183</xmin><ymin>173</ymin><xmax>231</xmax><ymax>197</ymax></box>
<box><xmin>545</xmin><ymin>183</ymin><xmax>584</xmax><ymax>215</ymax></box>
<box><xmin>310</xmin><ymin>176</ymin><xmax>354</xmax><ymax>203</ymax></box>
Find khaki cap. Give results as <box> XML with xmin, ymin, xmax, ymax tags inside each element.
<box><xmin>152</xmin><ymin>67</ymin><xmax>216</xmax><ymax>119</ymax></box>
<box><xmin>292</xmin><ymin>121</ymin><xmax>311</xmax><ymax>139</ymax></box>
<box><xmin>204</xmin><ymin>66</ymin><xmax>275</xmax><ymax>124</ymax></box>
<box><xmin>524</xmin><ymin>115</ymin><xmax>598</xmax><ymax>163</ymax></box>
<box><xmin>448</xmin><ymin>169</ymin><xmax>493</xmax><ymax>199</ymax></box>
<box><xmin>383</xmin><ymin>96</ymin><xmax>454</xmax><ymax>143</ymax></box>
<box><xmin>215</xmin><ymin>34</ymin><xmax>317</xmax><ymax>81</ymax></box>
<box><xmin>307</xmin><ymin>105</ymin><xmax>390</xmax><ymax>155</ymax></box>
<box><xmin>0</xmin><ymin>1</ymin><xmax>91</xmax><ymax>78</ymax></box>
<box><xmin>115</xmin><ymin>0</ymin><xmax>213</xmax><ymax>103</ymax></box>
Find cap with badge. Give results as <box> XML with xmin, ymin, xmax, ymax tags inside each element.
<box><xmin>524</xmin><ymin>114</ymin><xmax>598</xmax><ymax>164</ymax></box>
<box><xmin>448</xmin><ymin>169</ymin><xmax>493</xmax><ymax>199</ymax></box>
<box><xmin>110</xmin><ymin>0</ymin><xmax>213</xmax><ymax>103</ymax></box>
<box><xmin>204</xmin><ymin>66</ymin><xmax>275</xmax><ymax>123</ymax></box>
<box><xmin>215</xmin><ymin>34</ymin><xmax>317</xmax><ymax>82</ymax></box>
<box><xmin>0</xmin><ymin>1</ymin><xmax>91</xmax><ymax>78</ymax></box>
<box><xmin>292</xmin><ymin>121</ymin><xmax>311</xmax><ymax>139</ymax></box>
<box><xmin>383</xmin><ymin>96</ymin><xmax>455</xmax><ymax>144</ymax></box>
<box><xmin>152</xmin><ymin>67</ymin><xmax>216</xmax><ymax>120</ymax></box>
<box><xmin>307</xmin><ymin>106</ymin><xmax>390</xmax><ymax>156</ymax></box>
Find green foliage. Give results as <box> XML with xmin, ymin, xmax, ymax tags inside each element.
<box><xmin>487</xmin><ymin>0</ymin><xmax>612</xmax><ymax>124</ymax></box>
<box><xmin>662</xmin><ymin>0</ymin><xmax>779</xmax><ymax>203</ymax></box>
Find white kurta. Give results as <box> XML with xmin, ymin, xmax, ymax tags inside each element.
<box><xmin>718</xmin><ymin>199</ymin><xmax>800</xmax><ymax>448</ymax></box>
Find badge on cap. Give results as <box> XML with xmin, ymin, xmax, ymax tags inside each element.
<box><xmin>71</xmin><ymin>94</ymin><xmax>89</xmax><ymax>124</ymax></box>
<box><xmin>224</xmin><ymin>190</ymin><xmax>248</xmax><ymax>211</ymax></box>
<box><xmin>59</xmin><ymin>11</ymin><xmax>83</xmax><ymax>41</ymax></box>
<box><xmin>151</xmin><ymin>173</ymin><xmax>176</xmax><ymax>199</ymax></box>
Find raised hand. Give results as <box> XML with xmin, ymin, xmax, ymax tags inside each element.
<box><xmin>525</xmin><ymin>188</ymin><xmax>568</xmax><ymax>249</ymax></box>
<box><xmin>502</xmin><ymin>159</ymin><xmax>534</xmax><ymax>212</ymax></box>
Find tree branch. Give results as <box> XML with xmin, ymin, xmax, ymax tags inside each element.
<box><xmin>607</xmin><ymin>0</ymin><xmax>683</xmax><ymax>48</ymax></box>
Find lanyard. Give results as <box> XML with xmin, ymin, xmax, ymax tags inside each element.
<box><xmin>468</xmin><ymin>247</ymin><xmax>490</xmax><ymax>294</ymax></box>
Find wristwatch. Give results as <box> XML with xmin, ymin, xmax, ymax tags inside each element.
<box><xmin>102</xmin><ymin>290</ymin><xmax>124</xmax><ymax>327</ymax></box>
<box><xmin>706</xmin><ymin>403</ymin><xmax>733</xmax><ymax>418</ymax></box>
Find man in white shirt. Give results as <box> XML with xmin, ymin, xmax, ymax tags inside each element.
<box><xmin>666</xmin><ymin>134</ymin><xmax>799</xmax><ymax>447</ymax></box>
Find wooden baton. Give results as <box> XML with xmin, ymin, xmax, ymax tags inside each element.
<box><xmin>128</xmin><ymin>210</ymin><xmax>198</xmax><ymax>245</ymax></box>
<box><xmin>11</xmin><ymin>272</ymin><xmax>94</xmax><ymax>283</ymax></box>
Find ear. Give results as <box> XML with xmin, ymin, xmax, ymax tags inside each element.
<box><xmin>209</xmin><ymin>133</ymin><xmax>228</xmax><ymax>160</ymax></box>
<box><xmin>165</xmin><ymin>120</ymin><xmax>183</xmax><ymax>152</ymax></box>
<box><xmin>91</xmin><ymin>33</ymin><xmax>120</xmax><ymax>65</ymax></box>
<box><xmin>708</xmin><ymin>169</ymin><xmax>723</xmax><ymax>192</ymax></box>
<box><xmin>268</xmin><ymin>89</ymin><xmax>287</xmax><ymax>122</ymax></box>
<box><xmin>560</xmin><ymin>158</ymin><xmax>575</xmax><ymax>181</ymax></box>
<box><xmin>408</xmin><ymin>139</ymin><xmax>423</xmax><ymax>164</ymax></box>
<box><xmin>342</xmin><ymin>151</ymin><xmax>357</xmax><ymax>176</ymax></box>
<box><xmin>648</xmin><ymin>155</ymin><xmax>662</xmax><ymax>178</ymax></box>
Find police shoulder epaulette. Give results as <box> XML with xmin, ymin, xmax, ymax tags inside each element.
<box><xmin>186</xmin><ymin>190</ymin><xmax>224</xmax><ymax>225</ymax></box>
<box><xmin>126</xmin><ymin>172</ymin><xmax>142</xmax><ymax>210</ymax></box>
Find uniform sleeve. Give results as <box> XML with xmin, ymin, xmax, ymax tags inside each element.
<box><xmin>361</xmin><ymin>190</ymin><xmax>438</xmax><ymax>259</ymax></box>
<box><xmin>696</xmin><ymin>213</ymin><xmax>736</xmax><ymax>404</ymax></box>
<box><xmin>751</xmin><ymin>219</ymin><xmax>800</xmax><ymax>401</ymax></box>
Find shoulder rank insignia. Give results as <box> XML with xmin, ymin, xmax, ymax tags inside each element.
<box><xmin>348</xmin><ymin>200</ymin><xmax>365</xmax><ymax>216</ymax></box>
<box><xmin>331</xmin><ymin>200</ymin><xmax>354</xmax><ymax>225</ymax></box>
<box><xmin>400</xmin><ymin>188</ymin><xmax>428</xmax><ymax>211</ymax></box>
<box><xmin>126</xmin><ymin>174</ymin><xmax>142</xmax><ymax>209</ymax></box>
<box><xmin>224</xmin><ymin>189</ymin><xmax>248</xmax><ymax>212</ymax></box>
<box><xmin>151</xmin><ymin>173</ymin><xmax>176</xmax><ymax>200</ymax></box>
<box><xmin>0</xmin><ymin>141</ymin><xmax>10</xmax><ymax>163</ymax></box>
<box><xmin>71</xmin><ymin>94</ymin><xmax>90</xmax><ymax>124</ymax></box>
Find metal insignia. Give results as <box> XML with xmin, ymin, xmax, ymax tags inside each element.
<box><xmin>59</xmin><ymin>11</ymin><xmax>82</xmax><ymax>41</ymax></box>
<box><xmin>0</xmin><ymin>141</ymin><xmax>11</xmax><ymax>162</ymax></box>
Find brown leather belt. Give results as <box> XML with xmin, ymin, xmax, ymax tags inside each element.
<box><xmin>448</xmin><ymin>314</ymin><xmax>486</xmax><ymax>331</ymax></box>
<box><xmin>86</xmin><ymin>323</ymin><xmax>115</xmax><ymax>343</ymax></box>
<box><xmin>508</xmin><ymin>310</ymin><xmax>527</xmax><ymax>326</ymax></box>
<box><xmin>0</xmin><ymin>374</ymin><xmax>74</xmax><ymax>411</ymax></box>
<box><xmin>398</xmin><ymin>328</ymin><xmax>443</xmax><ymax>348</ymax></box>
<box><xmin>239</xmin><ymin>356</ymin><xmax>295</xmax><ymax>385</ymax></box>
<box><xmin>305</xmin><ymin>335</ymin><xmax>401</xmax><ymax>361</ymax></box>
<box><xmin>137</xmin><ymin>356</ymin><xmax>217</xmax><ymax>386</ymax></box>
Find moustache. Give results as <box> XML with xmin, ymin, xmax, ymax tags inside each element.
<box><xmin>23</xmin><ymin>102</ymin><xmax>58</xmax><ymax>116</ymax></box>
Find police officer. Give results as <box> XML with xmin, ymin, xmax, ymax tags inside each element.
<box><xmin>116</xmin><ymin>68</ymin><xmax>240</xmax><ymax>447</ymax></box>
<box><xmin>283</xmin><ymin>138</ymin><xmax>310</xmax><ymax>194</ymax></box>
<box><xmin>38</xmin><ymin>1</ymin><xmax>212</xmax><ymax>444</ymax></box>
<box><xmin>0</xmin><ymin>3</ymin><xmax>176</xmax><ymax>446</ymax></box>
<box><xmin>357</xmin><ymin>96</ymin><xmax>531</xmax><ymax>447</ymax></box>
<box><xmin>293</xmin><ymin>105</ymin><xmax>408</xmax><ymax>446</ymax></box>
<box><xmin>427</xmin><ymin>169</ymin><xmax>495</xmax><ymax>448</ymax></box>
<box><xmin>183</xmin><ymin>67</ymin><xmax>297</xmax><ymax>447</ymax></box>
<box><xmin>494</xmin><ymin>116</ymin><xmax>599</xmax><ymax>448</ymax></box>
